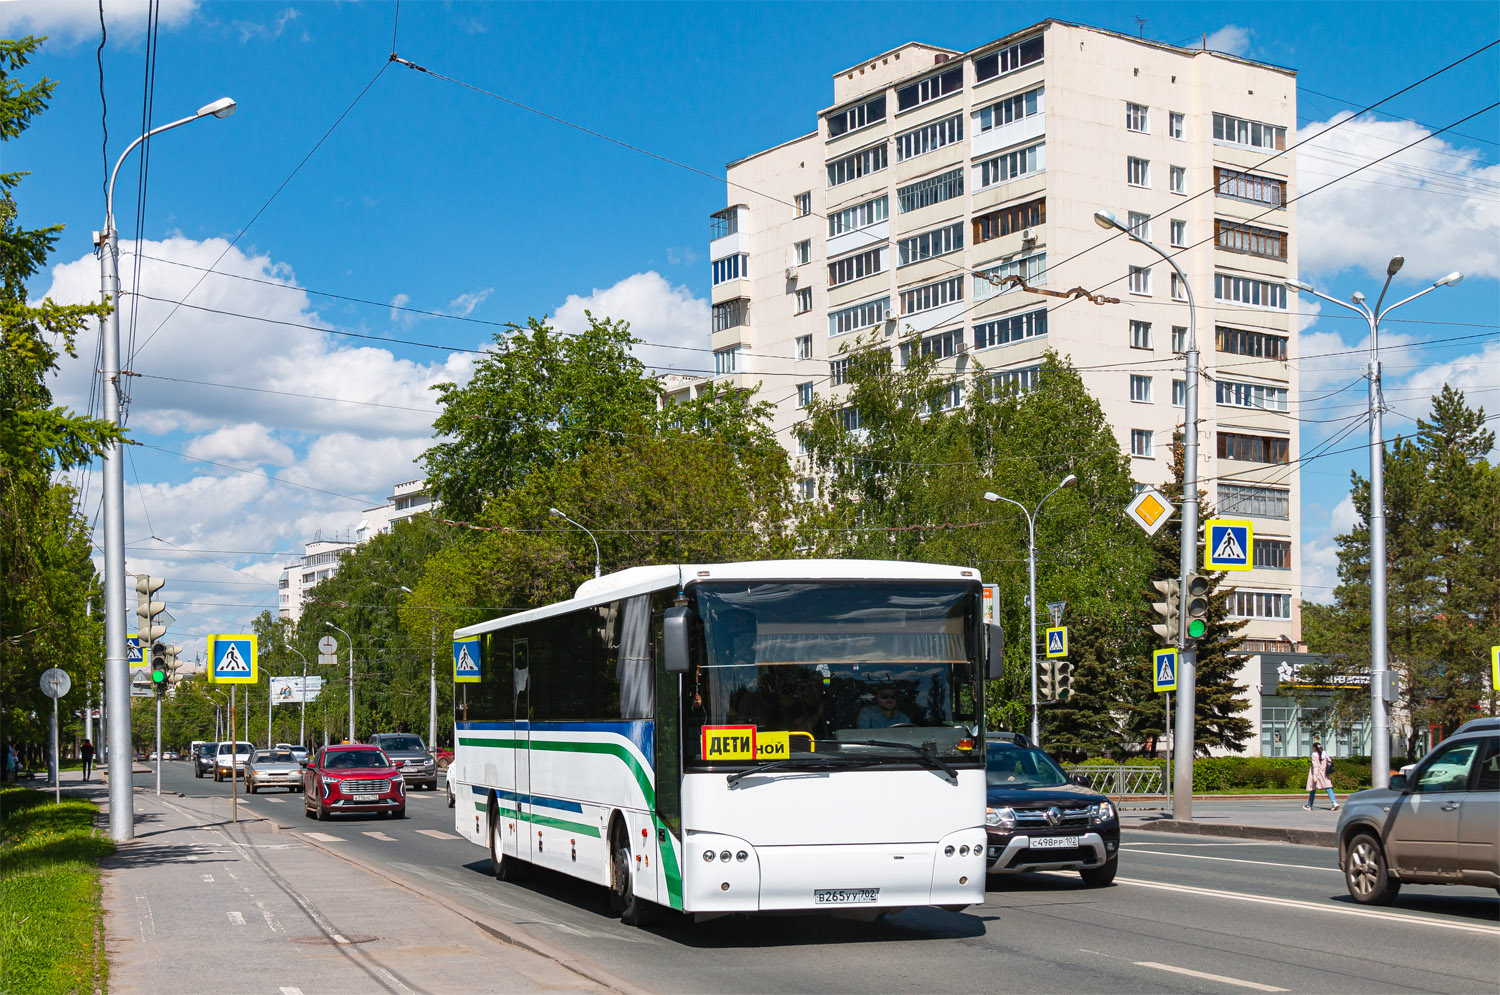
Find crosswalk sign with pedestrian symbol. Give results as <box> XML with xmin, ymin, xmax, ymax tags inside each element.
<box><xmin>1045</xmin><ymin>626</ymin><xmax>1067</xmax><ymax>659</ymax></box>
<box><xmin>208</xmin><ymin>634</ymin><xmax>258</xmax><ymax>684</ymax></box>
<box><xmin>453</xmin><ymin>637</ymin><xmax>481</xmax><ymax>683</ymax></box>
<box><xmin>1153</xmin><ymin>648</ymin><xmax>1178</xmax><ymax>692</ymax></box>
<box><xmin>1204</xmin><ymin>518</ymin><xmax>1254</xmax><ymax>571</ymax></box>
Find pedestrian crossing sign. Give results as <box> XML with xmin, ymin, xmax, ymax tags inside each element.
<box><xmin>1153</xmin><ymin>648</ymin><xmax>1178</xmax><ymax>692</ymax></box>
<box><xmin>127</xmin><ymin>633</ymin><xmax>144</xmax><ymax>669</ymax></box>
<box><xmin>1205</xmin><ymin>518</ymin><xmax>1254</xmax><ymax>571</ymax></box>
<box><xmin>1045</xmin><ymin>626</ymin><xmax>1067</xmax><ymax>659</ymax></box>
<box><xmin>454</xmin><ymin>637</ymin><xmax>481</xmax><ymax>684</ymax></box>
<box><xmin>208</xmin><ymin>634</ymin><xmax>258</xmax><ymax>684</ymax></box>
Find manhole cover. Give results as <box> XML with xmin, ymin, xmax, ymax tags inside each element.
<box><xmin>290</xmin><ymin>934</ymin><xmax>377</xmax><ymax>945</ymax></box>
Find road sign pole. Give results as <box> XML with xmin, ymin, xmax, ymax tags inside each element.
<box><xmin>51</xmin><ymin>695</ymin><xmax>60</xmax><ymax>804</ymax></box>
<box><xmin>1164</xmin><ymin>691</ymin><xmax>1173</xmax><ymax>819</ymax></box>
<box><xmin>155</xmin><ymin>696</ymin><xmax>162</xmax><ymax>797</ymax></box>
<box><xmin>231</xmin><ymin>686</ymin><xmax>238</xmax><ymax>824</ymax></box>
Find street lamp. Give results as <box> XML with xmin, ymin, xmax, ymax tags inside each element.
<box><xmin>1094</xmin><ymin>208</ymin><xmax>1202</xmax><ymax>820</ymax></box>
<box><xmin>325</xmin><ymin>622</ymin><xmax>356</xmax><ymax>742</ymax></box>
<box><xmin>99</xmin><ymin>95</ymin><xmax>236</xmax><ymax>842</ymax></box>
<box><xmin>285</xmin><ymin>642</ymin><xmax>309</xmax><ymax>748</ymax></box>
<box><xmin>550</xmin><ymin>507</ymin><xmax>601</xmax><ymax>578</ymax></box>
<box><xmin>1286</xmin><ymin>261</ymin><xmax>1463</xmax><ymax>786</ymax></box>
<box><xmin>984</xmin><ymin>474</ymin><xmax>1078</xmax><ymax>745</ymax></box>
<box><xmin>398</xmin><ymin>586</ymin><xmax>440</xmax><ymax>753</ymax></box>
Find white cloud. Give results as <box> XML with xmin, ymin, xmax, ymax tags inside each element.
<box><xmin>1295</xmin><ymin>323</ymin><xmax>1419</xmax><ymax>394</ymax></box>
<box><xmin>183</xmin><ymin>423</ymin><xmax>294</xmax><ymax>467</ymax></box>
<box><xmin>1204</xmin><ymin>25</ymin><xmax>1252</xmax><ymax>56</ymax></box>
<box><xmin>1296</xmin><ymin>113</ymin><xmax>1500</xmax><ymax>282</ymax></box>
<box><xmin>448</xmin><ymin>288</ymin><xmax>493</xmax><ymax>317</ymax></box>
<box><xmin>1301</xmin><ymin>494</ymin><xmax>1358</xmax><ymax>605</ymax></box>
<box><xmin>389</xmin><ymin>292</ymin><xmax>410</xmax><ymax>323</ymax></box>
<box><xmin>0</xmin><ymin>0</ymin><xmax>199</xmax><ymax>44</ymax></box>
<box><xmin>1389</xmin><ymin>339</ymin><xmax>1500</xmax><ymax>457</ymax></box>
<box><xmin>552</xmin><ymin>271</ymin><xmax>709</xmax><ymax>376</ymax></box>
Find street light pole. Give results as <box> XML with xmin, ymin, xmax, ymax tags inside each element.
<box><xmin>98</xmin><ymin>96</ymin><xmax>236</xmax><ymax>842</ymax></box>
<box><xmin>1095</xmin><ymin>209</ymin><xmax>1199</xmax><ymax>820</ymax></box>
<box><xmin>550</xmin><ymin>507</ymin><xmax>601</xmax><ymax>578</ymax></box>
<box><xmin>398</xmin><ymin>586</ymin><xmax>439</xmax><ymax>751</ymax></box>
<box><xmin>984</xmin><ymin>475</ymin><xmax>1078</xmax><ymax>745</ymax></box>
<box><xmin>325</xmin><ymin>622</ymin><xmax>355</xmax><ymax>742</ymax></box>
<box><xmin>286</xmin><ymin>644</ymin><xmax>309</xmax><ymax>748</ymax></box>
<box><xmin>1286</xmin><ymin>262</ymin><xmax>1462</xmax><ymax>786</ymax></box>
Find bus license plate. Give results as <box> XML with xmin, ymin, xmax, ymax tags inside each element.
<box><xmin>815</xmin><ymin>888</ymin><xmax>879</xmax><ymax>904</ymax></box>
<box><xmin>352</xmin><ymin>793</ymin><xmax>378</xmax><ymax>802</ymax></box>
<box><xmin>1031</xmin><ymin>836</ymin><xmax>1078</xmax><ymax>849</ymax></box>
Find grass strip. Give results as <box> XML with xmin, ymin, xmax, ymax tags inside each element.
<box><xmin>1</xmin><ymin>786</ymin><xmax>113</xmax><ymax>994</ymax></box>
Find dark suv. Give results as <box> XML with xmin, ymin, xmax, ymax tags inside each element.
<box><xmin>1336</xmin><ymin>717</ymin><xmax>1499</xmax><ymax>904</ymax></box>
<box><xmin>984</xmin><ymin>733</ymin><xmax>1120</xmax><ymax>886</ymax></box>
<box><xmin>193</xmin><ymin>742</ymin><xmax>218</xmax><ymax>778</ymax></box>
<box><xmin>367</xmin><ymin>733</ymin><xmax>437</xmax><ymax>791</ymax></box>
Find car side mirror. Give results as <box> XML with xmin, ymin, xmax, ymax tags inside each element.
<box><xmin>664</xmin><ymin>605</ymin><xmax>693</xmax><ymax>675</ymax></box>
<box><xmin>987</xmin><ymin>624</ymin><xmax>1005</xmax><ymax>681</ymax></box>
<box><xmin>1388</xmin><ymin>772</ymin><xmax>1407</xmax><ymax>791</ymax></box>
<box><xmin>1072</xmin><ymin>773</ymin><xmax>1090</xmax><ymax>787</ymax></box>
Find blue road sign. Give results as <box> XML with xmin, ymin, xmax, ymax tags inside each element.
<box><xmin>209</xmin><ymin>634</ymin><xmax>258</xmax><ymax>684</ymax></box>
<box><xmin>1153</xmin><ymin>648</ymin><xmax>1178</xmax><ymax>692</ymax></box>
<box><xmin>1045</xmin><ymin>626</ymin><xmax>1067</xmax><ymax>659</ymax></box>
<box><xmin>1205</xmin><ymin>518</ymin><xmax>1253</xmax><ymax>571</ymax></box>
<box><xmin>127</xmin><ymin>633</ymin><xmax>144</xmax><ymax>668</ymax></box>
<box><xmin>454</xmin><ymin>637</ymin><xmax>481</xmax><ymax>684</ymax></box>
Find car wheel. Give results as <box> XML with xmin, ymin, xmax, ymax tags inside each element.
<box><xmin>214</xmin><ymin>771</ymin><xmax>222</xmax><ymax>782</ymax></box>
<box><xmin>1345</xmin><ymin>832</ymin><xmax>1401</xmax><ymax>905</ymax></box>
<box><xmin>303</xmin><ymin>802</ymin><xmax>314</xmax><ymax>819</ymax></box>
<box><xmin>246</xmin><ymin>779</ymin><xmax>256</xmax><ymax>794</ymax></box>
<box><xmin>393</xmin><ymin>806</ymin><xmax>405</xmax><ymax>819</ymax></box>
<box><xmin>1080</xmin><ymin>856</ymin><xmax>1118</xmax><ymax>888</ymax></box>
<box><xmin>447</xmin><ymin>780</ymin><xmax>455</xmax><ymax>809</ymax></box>
<box><xmin>610</xmin><ymin>824</ymin><xmax>658</xmax><ymax>926</ymax></box>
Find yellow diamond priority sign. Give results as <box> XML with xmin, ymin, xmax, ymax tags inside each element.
<box><xmin>1125</xmin><ymin>487</ymin><xmax>1174</xmax><ymax>537</ymax></box>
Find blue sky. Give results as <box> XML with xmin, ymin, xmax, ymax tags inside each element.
<box><xmin>8</xmin><ymin>1</ymin><xmax>1498</xmax><ymax>662</ymax></box>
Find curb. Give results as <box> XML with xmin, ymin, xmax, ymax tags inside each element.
<box><xmin>1127</xmin><ymin>820</ymin><xmax>1338</xmax><ymax>848</ymax></box>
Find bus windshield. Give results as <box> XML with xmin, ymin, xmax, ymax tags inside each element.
<box><xmin>685</xmin><ymin>582</ymin><xmax>981</xmax><ymax>765</ymax></box>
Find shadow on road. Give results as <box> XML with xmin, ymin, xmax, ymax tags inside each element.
<box><xmin>1326</xmin><ymin>891</ymin><xmax>1500</xmax><ymax>923</ymax></box>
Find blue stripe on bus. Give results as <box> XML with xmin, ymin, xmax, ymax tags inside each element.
<box><xmin>455</xmin><ymin>719</ymin><xmax>655</xmax><ymax>770</ymax></box>
<box><xmin>494</xmin><ymin>788</ymin><xmax>584</xmax><ymax>814</ymax></box>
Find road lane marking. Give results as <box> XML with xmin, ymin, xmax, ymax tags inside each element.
<box><xmin>300</xmin><ymin>832</ymin><xmax>343</xmax><ymax>842</ymax></box>
<box><xmin>227</xmin><ymin>910</ymin><xmax>246</xmax><ymax>926</ymax></box>
<box><xmin>1125</xmin><ymin>849</ymin><xmax>1341</xmax><ymax>871</ymax></box>
<box><xmin>415</xmin><ymin>829</ymin><xmax>461</xmax><ymax>840</ymax></box>
<box><xmin>1117</xmin><ymin>877</ymin><xmax>1500</xmax><ymax>934</ymax></box>
<box><xmin>362</xmin><ymin>832</ymin><xmax>397</xmax><ymax>842</ymax></box>
<box><xmin>201</xmin><ymin>874</ymin><xmax>214</xmax><ymax>883</ymax></box>
<box><xmin>1135</xmin><ymin>962</ymin><xmax>1288</xmax><ymax>991</ymax></box>
<box><xmin>1123</xmin><ymin>840</ymin><xmax>1275</xmax><ymax>847</ymax></box>
<box><xmin>262</xmin><ymin>797</ymin><xmax>285</xmax><ymax>803</ymax></box>
<box><xmin>279</xmin><ymin>988</ymin><xmax>304</xmax><ymax>995</ymax></box>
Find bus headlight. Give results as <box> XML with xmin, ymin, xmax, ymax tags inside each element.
<box><xmin>985</xmin><ymin>806</ymin><xmax>1016</xmax><ymax>829</ymax></box>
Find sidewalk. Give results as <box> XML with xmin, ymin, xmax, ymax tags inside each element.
<box><xmin>54</xmin><ymin>771</ymin><xmax>631</xmax><ymax>995</ymax></box>
<box><xmin>1120</xmin><ymin>795</ymin><xmax>1344</xmax><ymax>847</ymax></box>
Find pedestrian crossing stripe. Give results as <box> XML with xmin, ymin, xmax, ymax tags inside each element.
<box><xmin>453</xmin><ymin>636</ymin><xmax>481</xmax><ymax>683</ymax></box>
<box><xmin>1153</xmin><ymin>648</ymin><xmax>1178</xmax><ymax>692</ymax></box>
<box><xmin>1204</xmin><ymin>518</ymin><xmax>1254</xmax><ymax>571</ymax></box>
<box><xmin>208</xmin><ymin>634</ymin><xmax>258</xmax><ymax>684</ymax></box>
<box><xmin>1044</xmin><ymin>626</ymin><xmax>1067</xmax><ymax>659</ymax></box>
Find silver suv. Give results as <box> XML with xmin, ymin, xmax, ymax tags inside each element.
<box><xmin>1336</xmin><ymin>717</ymin><xmax>1499</xmax><ymax>904</ymax></box>
<box><xmin>367</xmin><ymin>733</ymin><xmax>437</xmax><ymax>791</ymax></box>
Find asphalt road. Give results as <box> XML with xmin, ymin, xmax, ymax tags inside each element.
<box><xmin>143</xmin><ymin>763</ymin><xmax>1500</xmax><ymax>994</ymax></box>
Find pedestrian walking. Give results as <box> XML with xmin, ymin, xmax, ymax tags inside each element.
<box><xmin>1305</xmin><ymin>741</ymin><xmax>1338</xmax><ymax>811</ymax></box>
<box><xmin>81</xmin><ymin>739</ymin><xmax>96</xmax><ymax>780</ymax></box>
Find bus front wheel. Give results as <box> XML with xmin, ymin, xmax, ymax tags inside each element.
<box><xmin>490</xmin><ymin>802</ymin><xmax>528</xmax><ymax>882</ymax></box>
<box><xmin>609</xmin><ymin>822</ymin><xmax>658</xmax><ymax>926</ymax></box>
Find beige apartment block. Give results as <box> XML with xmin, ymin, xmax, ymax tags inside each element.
<box><xmin>682</xmin><ymin>18</ymin><xmax>1304</xmax><ymax>667</ymax></box>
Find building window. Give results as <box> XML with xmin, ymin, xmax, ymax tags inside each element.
<box><xmin>1171</xmin><ymin>326</ymin><xmax>1187</xmax><ymax>352</ymax></box>
<box><xmin>973</xmin><ymin>197</ymin><xmax>1045</xmax><ymax>244</ymax></box>
<box><xmin>1127</xmin><ymin>156</ymin><xmax>1150</xmax><ymax>187</ymax></box>
<box><xmin>1215</xmin><ymin>274</ymin><xmax>1287</xmax><ymax>310</ymax></box>
<box><xmin>973</xmin><ymin>252</ymin><xmax>1046</xmax><ymax>300</ymax></box>
<box><xmin>1169</xmin><ymin>111</ymin><xmax>1184</xmax><ymax>139</ymax></box>
<box><xmin>1130</xmin><ymin>320</ymin><xmax>1152</xmax><ymax>349</ymax></box>
<box><xmin>1130</xmin><ymin>375</ymin><xmax>1153</xmax><ymax>403</ymax></box>
<box><xmin>827</xmin><ymin>143</ymin><xmax>887</xmax><ymax>187</ymax></box>
<box><xmin>797</xmin><ymin>382</ymin><xmax>814</xmax><ymax>407</ymax></box>
<box><xmin>976</xmin><ymin>142</ymin><xmax>1044</xmax><ymax>189</ymax></box>
<box><xmin>900</xmin><ymin>329</ymin><xmax>963</xmax><ymax>365</ymax></box>
<box><xmin>798</xmin><ymin>478</ymin><xmax>816</xmax><ymax>502</ymax></box>
<box><xmin>796</xmin><ymin>334</ymin><xmax>812</xmax><ymax>359</ymax></box>
<box><xmin>829</xmin><ymin>247</ymin><xmax>887</xmax><ymax>288</ymax></box>
<box><xmin>901</xmin><ymin>275</ymin><xmax>963</xmax><ymax>315</ymax></box>
<box><xmin>795</xmin><ymin>240</ymin><xmax>812</xmax><ymax>265</ymax></box>
<box><xmin>1131</xmin><ymin>429</ymin><xmax>1154</xmax><ymax>457</ymax></box>
<box><xmin>1129</xmin><ymin>266</ymin><xmax>1152</xmax><ymax>295</ymax></box>
<box><xmin>840</xmin><ymin>406</ymin><xmax>862</xmax><ymax>432</ymax></box>
<box><xmin>1217</xmin><ymin>326</ymin><xmax>1289</xmax><ymax>359</ymax></box>
<box><xmin>897</xmin><ymin>167</ymin><xmax>965</xmax><ymax>213</ymax></box>
<box><xmin>1215</xmin><ymin>167</ymin><xmax>1286</xmax><ymax>208</ymax></box>
<box><xmin>1171</xmin><ymin>272</ymin><xmax>1187</xmax><ymax>301</ymax></box>
<box><xmin>974</xmin><ymin>35</ymin><xmax>1044</xmax><ymax>82</ymax></box>
<box><xmin>827</xmin><ymin>95</ymin><xmax>886</xmax><ymax>139</ymax></box>
<box><xmin>1170</xmin><ymin>165</ymin><xmax>1186</xmax><ymax>194</ymax></box>
<box><xmin>795</xmin><ymin>191</ymin><xmax>812</xmax><ymax>216</ymax></box>
<box><xmin>976</xmin><ymin>86</ymin><xmax>1043</xmax><ymax>132</ymax></box>
<box><xmin>1256</xmin><ymin>538</ymin><xmax>1292</xmax><ymax>570</ymax></box>
<box><xmin>1213</xmin><ymin>112</ymin><xmax>1287</xmax><ymax>151</ymax></box>
<box><xmin>925</xmin><ymin>383</ymin><xmax>963</xmax><ymax>414</ymax></box>
<box><xmin>828</xmin><ymin>296</ymin><xmax>890</xmax><ymax>338</ymax></box>
<box><xmin>1218</xmin><ymin>431</ymin><xmax>1290</xmax><ymax>464</ymax></box>
<box><xmin>1215</xmin><ymin>219</ymin><xmax>1288</xmax><ymax>259</ymax></box>
<box><xmin>714</xmin><ymin>345</ymin><xmax>741</xmax><ymax>376</ymax></box>
<box><xmin>1126</xmin><ymin>102</ymin><xmax>1149</xmax><ymax>133</ymax></box>
<box><xmin>1172</xmin><ymin>379</ymin><xmax>1185</xmax><ymax>406</ymax></box>
<box><xmin>974</xmin><ymin>307</ymin><xmax>1047</xmax><ymax>349</ymax></box>
<box><xmin>1219</xmin><ymin>482</ymin><xmax>1290</xmax><ymax>519</ymax></box>
<box><xmin>899</xmin><ymin>222</ymin><xmax>964</xmax><ymax>265</ymax></box>
<box><xmin>988</xmin><ymin>364</ymin><xmax>1042</xmax><ymax>396</ymax></box>
<box><xmin>1217</xmin><ymin>379</ymin><xmax>1289</xmax><ymax>411</ymax></box>
<box><xmin>828</xmin><ymin>195</ymin><xmax>888</xmax><ymax>237</ymax></box>
<box><xmin>1229</xmin><ymin>590</ymin><xmax>1292</xmax><ymax>619</ymax></box>
<box><xmin>795</xmin><ymin>290</ymin><xmax>813</xmax><ymax>314</ymax></box>
<box><xmin>712</xmin><ymin>298</ymin><xmax>749</xmax><ymax>332</ymax></box>
<box><xmin>709</xmin><ymin>208</ymin><xmax>739</xmax><ymax>239</ymax></box>
<box><xmin>829</xmin><ymin>358</ymin><xmax>848</xmax><ymax>386</ymax></box>
<box><xmin>711</xmin><ymin>254</ymin><xmax>747</xmax><ymax>285</ymax></box>
<box><xmin>1170</xmin><ymin>219</ymin><xmax>1186</xmax><ymax>247</ymax></box>
<box><xmin>895</xmin><ymin>114</ymin><xmax>964</xmax><ymax>162</ymax></box>
<box><xmin>1127</xmin><ymin>211</ymin><xmax>1151</xmax><ymax>240</ymax></box>
<box><xmin>896</xmin><ymin>66</ymin><xmax>962</xmax><ymax>112</ymax></box>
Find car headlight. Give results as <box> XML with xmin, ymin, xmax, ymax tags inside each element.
<box><xmin>320</xmin><ymin>775</ymin><xmax>341</xmax><ymax>786</ymax></box>
<box><xmin>1091</xmin><ymin>801</ymin><xmax>1116</xmax><ymax>823</ymax></box>
<box><xmin>985</xmin><ymin>806</ymin><xmax>1017</xmax><ymax>829</ymax></box>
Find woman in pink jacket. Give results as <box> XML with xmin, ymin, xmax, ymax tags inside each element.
<box><xmin>1304</xmin><ymin>741</ymin><xmax>1338</xmax><ymax>811</ymax></box>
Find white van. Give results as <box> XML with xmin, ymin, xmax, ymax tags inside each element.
<box><xmin>213</xmin><ymin>741</ymin><xmax>254</xmax><ymax>781</ymax></box>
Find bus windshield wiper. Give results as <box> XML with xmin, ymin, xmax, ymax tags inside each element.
<box><xmin>856</xmin><ymin>740</ymin><xmax>958</xmax><ymax>781</ymax></box>
<box><xmin>725</xmin><ymin>754</ymin><xmax>866</xmax><ymax>785</ymax></box>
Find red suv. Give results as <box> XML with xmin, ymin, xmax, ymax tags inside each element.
<box><xmin>302</xmin><ymin>744</ymin><xmax>405</xmax><ymax>821</ymax></box>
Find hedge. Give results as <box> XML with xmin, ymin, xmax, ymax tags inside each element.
<box><xmin>1068</xmin><ymin>755</ymin><xmax>1373</xmax><ymax>792</ymax></box>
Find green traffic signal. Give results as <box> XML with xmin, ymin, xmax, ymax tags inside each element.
<box><xmin>1187</xmin><ymin>618</ymin><xmax>1207</xmax><ymax>639</ymax></box>
<box><xmin>151</xmin><ymin>667</ymin><xmax>166</xmax><ymax>684</ymax></box>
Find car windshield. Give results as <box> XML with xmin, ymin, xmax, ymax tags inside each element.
<box><xmin>260</xmin><ymin>752</ymin><xmax>293</xmax><ymax>763</ymax></box>
<box><xmin>985</xmin><ymin>743</ymin><xmax>1071</xmax><ymax>788</ymax></box>
<box><xmin>218</xmin><ymin>742</ymin><xmax>252</xmax><ymax>755</ymax></box>
<box><xmin>684</xmin><ymin>581</ymin><xmax>982</xmax><ymax>764</ymax></box>
<box><xmin>378</xmin><ymin>736</ymin><xmax>425</xmax><ymax>752</ymax></box>
<box><xmin>325</xmin><ymin>750</ymin><xmax>389</xmax><ymax>770</ymax></box>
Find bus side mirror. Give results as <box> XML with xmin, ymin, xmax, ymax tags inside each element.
<box><xmin>664</xmin><ymin>606</ymin><xmax>693</xmax><ymax>675</ymax></box>
<box><xmin>987</xmin><ymin>624</ymin><xmax>1005</xmax><ymax>680</ymax></box>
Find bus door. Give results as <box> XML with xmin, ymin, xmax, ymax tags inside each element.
<box><xmin>511</xmin><ymin>639</ymin><xmax>531</xmax><ymax>864</ymax></box>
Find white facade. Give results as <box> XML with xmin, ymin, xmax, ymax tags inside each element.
<box><xmin>694</xmin><ymin>19</ymin><xmax>1302</xmax><ymax>650</ymax></box>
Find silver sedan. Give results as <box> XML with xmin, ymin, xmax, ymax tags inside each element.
<box><xmin>246</xmin><ymin>750</ymin><xmax>304</xmax><ymax>793</ymax></box>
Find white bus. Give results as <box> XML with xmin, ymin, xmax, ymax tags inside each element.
<box><xmin>449</xmin><ymin>559</ymin><xmax>1002</xmax><ymax>924</ymax></box>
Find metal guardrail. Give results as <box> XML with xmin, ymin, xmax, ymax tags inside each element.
<box><xmin>1066</xmin><ymin>765</ymin><xmax>1166</xmax><ymax>802</ymax></box>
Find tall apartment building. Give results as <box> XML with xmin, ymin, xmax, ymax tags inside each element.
<box><xmin>695</xmin><ymin>19</ymin><xmax>1303</xmax><ymax>729</ymax></box>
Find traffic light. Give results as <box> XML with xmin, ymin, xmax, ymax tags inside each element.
<box><xmin>135</xmin><ymin>574</ymin><xmax>168</xmax><ymax>677</ymax></box>
<box><xmin>1055</xmin><ymin>661</ymin><xmax>1074</xmax><ymax>701</ymax></box>
<box><xmin>1039</xmin><ymin>659</ymin><xmax>1056</xmax><ymax>700</ymax></box>
<box><xmin>1183</xmin><ymin>572</ymin><xmax>1211</xmax><ymax>643</ymax></box>
<box><xmin>151</xmin><ymin>643</ymin><xmax>182</xmax><ymax>696</ymax></box>
<box><xmin>1149</xmin><ymin>578</ymin><xmax>1181</xmax><ymax>645</ymax></box>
